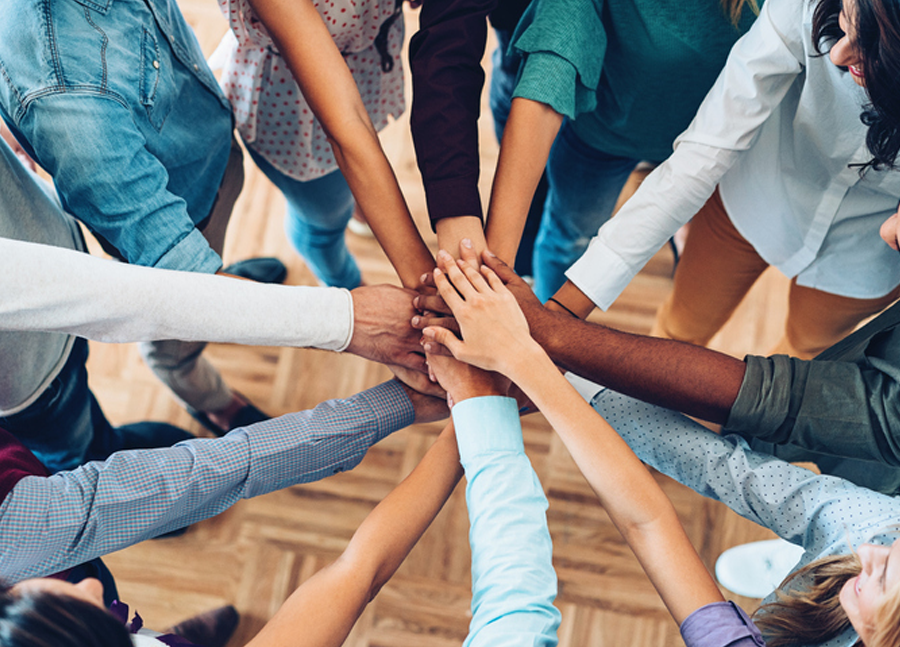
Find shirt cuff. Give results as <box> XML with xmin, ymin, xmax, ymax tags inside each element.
<box><xmin>154</xmin><ymin>228</ymin><xmax>223</xmax><ymax>273</ymax></box>
<box><xmin>513</xmin><ymin>54</ymin><xmax>582</xmax><ymax>120</ymax></box>
<box><xmin>424</xmin><ymin>175</ymin><xmax>485</xmax><ymax>226</ymax></box>
<box><xmin>564</xmin><ymin>238</ymin><xmax>635</xmax><ymax>311</ymax></box>
<box><xmin>452</xmin><ymin>396</ymin><xmax>522</xmax><ymax>464</ymax></box>
<box><xmin>724</xmin><ymin>354</ymin><xmax>794</xmax><ymax>441</ymax></box>
<box><xmin>680</xmin><ymin>601</ymin><xmax>765</xmax><ymax>647</ymax></box>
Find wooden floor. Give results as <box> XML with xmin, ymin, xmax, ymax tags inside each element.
<box><xmin>90</xmin><ymin>2</ymin><xmax>792</xmax><ymax>645</ymax></box>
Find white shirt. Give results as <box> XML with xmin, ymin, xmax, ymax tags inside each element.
<box><xmin>0</xmin><ymin>238</ymin><xmax>353</xmax><ymax>413</ymax></box>
<box><xmin>566</xmin><ymin>0</ymin><xmax>900</xmax><ymax>309</ymax></box>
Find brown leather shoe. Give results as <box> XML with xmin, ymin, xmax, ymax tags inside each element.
<box><xmin>164</xmin><ymin>604</ymin><xmax>239</xmax><ymax>647</ymax></box>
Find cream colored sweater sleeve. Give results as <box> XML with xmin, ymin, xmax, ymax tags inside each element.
<box><xmin>0</xmin><ymin>238</ymin><xmax>353</xmax><ymax>351</ymax></box>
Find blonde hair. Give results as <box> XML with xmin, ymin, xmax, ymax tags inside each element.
<box><xmin>753</xmin><ymin>552</ymin><xmax>900</xmax><ymax>647</ymax></box>
<box><xmin>721</xmin><ymin>0</ymin><xmax>759</xmax><ymax>25</ymax></box>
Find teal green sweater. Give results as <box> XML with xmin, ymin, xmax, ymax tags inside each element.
<box><xmin>511</xmin><ymin>0</ymin><xmax>759</xmax><ymax>161</ymax></box>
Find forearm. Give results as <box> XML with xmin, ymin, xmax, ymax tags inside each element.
<box><xmin>436</xmin><ymin>216</ymin><xmax>486</xmax><ymax>261</ymax></box>
<box><xmin>0</xmin><ymin>239</ymin><xmax>353</xmax><ymax>351</ymax></box>
<box><xmin>485</xmin><ymin>98</ymin><xmax>563</xmax><ymax>265</ymax></box>
<box><xmin>249</xmin><ymin>0</ymin><xmax>434</xmax><ymax>287</ymax></box>
<box><xmin>512</xmin><ymin>356</ymin><xmax>723</xmax><ymax>623</ymax></box>
<box><xmin>529</xmin><ymin>308</ymin><xmax>744</xmax><ymax>424</ymax></box>
<box><xmin>244</xmin><ymin>423</ymin><xmax>462</xmax><ymax>647</ymax></box>
<box><xmin>0</xmin><ymin>381</ymin><xmax>412</xmax><ymax>582</ymax></box>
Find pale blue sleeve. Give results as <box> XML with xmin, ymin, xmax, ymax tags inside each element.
<box><xmin>591</xmin><ymin>389</ymin><xmax>900</xmax><ymax>561</ymax></box>
<box><xmin>0</xmin><ymin>381</ymin><xmax>413</xmax><ymax>583</ymax></box>
<box><xmin>452</xmin><ymin>396</ymin><xmax>560</xmax><ymax>647</ymax></box>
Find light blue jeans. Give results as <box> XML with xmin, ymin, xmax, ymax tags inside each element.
<box><xmin>532</xmin><ymin>122</ymin><xmax>640</xmax><ymax>302</ymax></box>
<box><xmin>248</xmin><ymin>147</ymin><xmax>361</xmax><ymax>289</ymax></box>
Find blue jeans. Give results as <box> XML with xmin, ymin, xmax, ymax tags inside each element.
<box><xmin>0</xmin><ymin>338</ymin><xmax>193</xmax><ymax>473</ymax></box>
<box><xmin>533</xmin><ymin>122</ymin><xmax>639</xmax><ymax>301</ymax></box>
<box><xmin>248</xmin><ymin>147</ymin><xmax>361</xmax><ymax>289</ymax></box>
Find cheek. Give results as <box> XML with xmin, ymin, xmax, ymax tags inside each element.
<box><xmin>881</xmin><ymin>213</ymin><xmax>900</xmax><ymax>251</ymax></box>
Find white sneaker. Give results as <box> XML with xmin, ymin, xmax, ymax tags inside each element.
<box><xmin>715</xmin><ymin>538</ymin><xmax>805</xmax><ymax>598</ymax></box>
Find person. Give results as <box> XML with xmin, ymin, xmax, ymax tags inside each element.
<box><xmin>484</xmin><ymin>0</ymin><xmax>758</xmax><ymax>301</ymax></box>
<box><xmin>423</xmin><ymin>246</ymin><xmax>900</xmax><ymax>647</ymax></box>
<box><xmin>422</xmin><ymin>248</ymin><xmax>765</xmax><ymax>645</ymax></box>
<box><xmin>548</xmin><ymin>0</ymin><xmax>900</xmax><ymax>359</ymax></box>
<box><xmin>0</xmin><ymin>0</ymin><xmax>287</xmax><ymax>434</ymax></box>
<box><xmin>213</xmin><ymin>0</ymin><xmax>406</xmax><ymax>289</ymax></box>
<box><xmin>0</xmin><ymin>390</ymin><xmax>462</xmax><ymax>647</ymax></box>
<box><xmin>0</xmin><ymin>136</ymin><xmax>427</xmax><ymax>471</ymax></box>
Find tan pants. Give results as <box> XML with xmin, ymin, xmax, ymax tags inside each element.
<box><xmin>137</xmin><ymin>137</ymin><xmax>245</xmax><ymax>412</ymax></box>
<box><xmin>651</xmin><ymin>189</ymin><xmax>900</xmax><ymax>359</ymax></box>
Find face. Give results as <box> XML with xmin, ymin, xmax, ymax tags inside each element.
<box><xmin>881</xmin><ymin>207</ymin><xmax>900</xmax><ymax>252</ymax></box>
<box><xmin>840</xmin><ymin>541</ymin><xmax>900</xmax><ymax>642</ymax></box>
<box><xmin>830</xmin><ymin>0</ymin><xmax>866</xmax><ymax>86</ymax></box>
<box><xmin>11</xmin><ymin>577</ymin><xmax>105</xmax><ymax>609</ymax></box>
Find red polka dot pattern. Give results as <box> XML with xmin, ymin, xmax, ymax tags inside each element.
<box><xmin>217</xmin><ymin>0</ymin><xmax>406</xmax><ymax>181</ymax></box>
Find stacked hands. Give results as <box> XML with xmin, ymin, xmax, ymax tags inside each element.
<box><xmin>410</xmin><ymin>241</ymin><xmax>551</xmax><ymax>410</ymax></box>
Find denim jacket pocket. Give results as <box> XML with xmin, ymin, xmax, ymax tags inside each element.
<box><xmin>140</xmin><ymin>27</ymin><xmax>175</xmax><ymax>131</ymax></box>
<box><xmin>71</xmin><ymin>0</ymin><xmax>113</xmax><ymax>14</ymax></box>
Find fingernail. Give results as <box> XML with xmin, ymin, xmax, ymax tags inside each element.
<box><xmin>462</xmin><ymin>238</ymin><xmax>472</xmax><ymax>248</ymax></box>
<box><xmin>411</xmin><ymin>316</ymin><xmax>420</xmax><ymax>326</ymax></box>
<box><xmin>433</xmin><ymin>267</ymin><xmax>442</xmax><ymax>276</ymax></box>
<box><xmin>438</xmin><ymin>249</ymin><xmax>452</xmax><ymax>260</ymax></box>
<box><xmin>422</xmin><ymin>328</ymin><xmax>434</xmax><ymax>338</ymax></box>
<box><xmin>420</xmin><ymin>273</ymin><xmax>428</xmax><ymax>283</ymax></box>
<box><xmin>485</xmin><ymin>249</ymin><xmax>496</xmax><ymax>258</ymax></box>
<box><xmin>423</xmin><ymin>342</ymin><xmax>432</xmax><ymax>352</ymax></box>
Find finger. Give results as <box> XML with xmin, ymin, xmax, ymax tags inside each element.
<box><xmin>399</xmin><ymin>350</ymin><xmax>429</xmax><ymax>373</ymax></box>
<box><xmin>481</xmin><ymin>249</ymin><xmax>520</xmax><ymax>285</ymax></box>
<box><xmin>459</xmin><ymin>238</ymin><xmax>480</xmax><ymax>269</ymax></box>
<box><xmin>418</xmin><ymin>271</ymin><xmax>436</xmax><ymax>289</ymax></box>
<box><xmin>433</xmin><ymin>265</ymin><xmax>466</xmax><ymax>312</ymax></box>
<box><xmin>481</xmin><ymin>265</ymin><xmax>509</xmax><ymax>294</ymax></box>
<box><xmin>438</xmin><ymin>251</ymin><xmax>479</xmax><ymax>301</ymax></box>
<box><xmin>413</xmin><ymin>293</ymin><xmax>452</xmax><ymax>315</ymax></box>
<box><xmin>458</xmin><ymin>259</ymin><xmax>492</xmax><ymax>294</ymax></box>
<box><xmin>411</xmin><ymin>315</ymin><xmax>461</xmax><ymax>335</ymax></box>
<box><xmin>423</xmin><ymin>325</ymin><xmax>465</xmax><ymax>359</ymax></box>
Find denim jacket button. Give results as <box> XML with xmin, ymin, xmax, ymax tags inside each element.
<box><xmin>152</xmin><ymin>60</ymin><xmax>160</xmax><ymax>69</ymax></box>
<box><xmin>193</xmin><ymin>64</ymin><xmax>199</xmax><ymax>71</ymax></box>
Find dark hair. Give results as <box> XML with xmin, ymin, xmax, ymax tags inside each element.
<box><xmin>813</xmin><ymin>0</ymin><xmax>900</xmax><ymax>171</ymax></box>
<box><xmin>0</xmin><ymin>584</ymin><xmax>132</xmax><ymax>647</ymax></box>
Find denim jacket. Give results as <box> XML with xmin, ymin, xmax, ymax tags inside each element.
<box><xmin>0</xmin><ymin>0</ymin><xmax>233</xmax><ymax>272</ymax></box>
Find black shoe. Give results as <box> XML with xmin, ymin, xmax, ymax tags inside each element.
<box><xmin>221</xmin><ymin>257</ymin><xmax>287</xmax><ymax>284</ymax></box>
<box><xmin>165</xmin><ymin>604</ymin><xmax>239</xmax><ymax>647</ymax></box>
<box><xmin>186</xmin><ymin>400</ymin><xmax>269</xmax><ymax>437</ymax></box>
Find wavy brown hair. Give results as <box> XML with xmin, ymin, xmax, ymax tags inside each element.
<box><xmin>754</xmin><ymin>551</ymin><xmax>900</xmax><ymax>647</ymax></box>
<box><xmin>722</xmin><ymin>0</ymin><xmax>760</xmax><ymax>26</ymax></box>
<box><xmin>813</xmin><ymin>0</ymin><xmax>900</xmax><ymax>171</ymax></box>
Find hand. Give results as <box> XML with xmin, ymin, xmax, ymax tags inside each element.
<box><xmin>389</xmin><ymin>364</ymin><xmax>446</xmax><ymax>400</ymax></box>
<box><xmin>346</xmin><ymin>285</ymin><xmax>427</xmax><ymax>373</ymax></box>
<box><xmin>412</xmin><ymin>235</ymin><xmax>480</xmax><ymax>314</ymax></box>
<box><xmin>1</xmin><ymin>122</ymin><xmax>36</xmax><ymax>172</ymax></box>
<box><xmin>881</xmin><ymin>205</ymin><xmax>900</xmax><ymax>252</ymax></box>
<box><xmin>422</xmin><ymin>248</ymin><xmax>542</xmax><ymax>378</ymax></box>
<box><xmin>425</xmin><ymin>351</ymin><xmax>505</xmax><ymax>408</ymax></box>
<box><xmin>395</xmin><ymin>380</ymin><xmax>449</xmax><ymax>424</ymax></box>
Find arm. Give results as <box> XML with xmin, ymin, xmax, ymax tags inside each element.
<box><xmin>0</xmin><ymin>381</ymin><xmax>419</xmax><ymax>582</ymax></box>
<box><xmin>244</xmin><ymin>423</ymin><xmax>463</xmax><ymax>647</ymax></box>
<box><xmin>17</xmin><ymin>93</ymin><xmax>221</xmax><ymax>273</ymax></box>
<box><xmin>246</xmin><ymin>0</ymin><xmax>434</xmax><ymax>287</ymax></box>
<box><xmin>484</xmin><ymin>98</ymin><xmax>563</xmax><ymax>265</ymax></box>
<box><xmin>564</xmin><ymin>0</ymin><xmax>804</xmax><ymax>310</ymax></box>
<box><xmin>416</xmin><ymin>252</ymin><xmax>745</xmax><ymax>424</ymax></box>
<box><xmin>0</xmin><ymin>238</ymin><xmax>428</xmax><ymax>370</ymax></box>
<box><xmin>453</xmin><ymin>397</ymin><xmax>560</xmax><ymax>647</ymax></box>
<box><xmin>423</xmin><ymin>252</ymin><xmax>724</xmax><ymax>625</ymax></box>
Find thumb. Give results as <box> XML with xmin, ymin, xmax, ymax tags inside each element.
<box><xmin>482</xmin><ymin>250</ymin><xmax>519</xmax><ymax>285</ymax></box>
<box><xmin>424</xmin><ymin>326</ymin><xmax>465</xmax><ymax>359</ymax></box>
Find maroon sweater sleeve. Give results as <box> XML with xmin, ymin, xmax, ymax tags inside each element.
<box><xmin>409</xmin><ymin>0</ymin><xmax>497</xmax><ymax>225</ymax></box>
<box><xmin>0</xmin><ymin>427</ymin><xmax>49</xmax><ymax>501</ymax></box>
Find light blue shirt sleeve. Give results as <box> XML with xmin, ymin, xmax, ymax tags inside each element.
<box><xmin>0</xmin><ymin>381</ymin><xmax>413</xmax><ymax>583</ymax></box>
<box><xmin>591</xmin><ymin>388</ymin><xmax>900</xmax><ymax>647</ymax></box>
<box><xmin>452</xmin><ymin>396</ymin><xmax>560</xmax><ymax>647</ymax></box>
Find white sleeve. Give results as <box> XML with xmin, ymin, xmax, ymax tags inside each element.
<box><xmin>565</xmin><ymin>0</ymin><xmax>805</xmax><ymax>310</ymax></box>
<box><xmin>0</xmin><ymin>238</ymin><xmax>354</xmax><ymax>351</ymax></box>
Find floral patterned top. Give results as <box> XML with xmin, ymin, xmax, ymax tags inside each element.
<box><xmin>217</xmin><ymin>0</ymin><xmax>405</xmax><ymax>181</ymax></box>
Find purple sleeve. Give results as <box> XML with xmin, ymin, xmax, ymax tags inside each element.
<box><xmin>680</xmin><ymin>602</ymin><xmax>766</xmax><ymax>647</ymax></box>
<box><xmin>408</xmin><ymin>0</ymin><xmax>497</xmax><ymax>225</ymax></box>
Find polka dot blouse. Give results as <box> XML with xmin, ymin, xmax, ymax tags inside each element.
<box><xmin>217</xmin><ymin>0</ymin><xmax>405</xmax><ymax>181</ymax></box>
